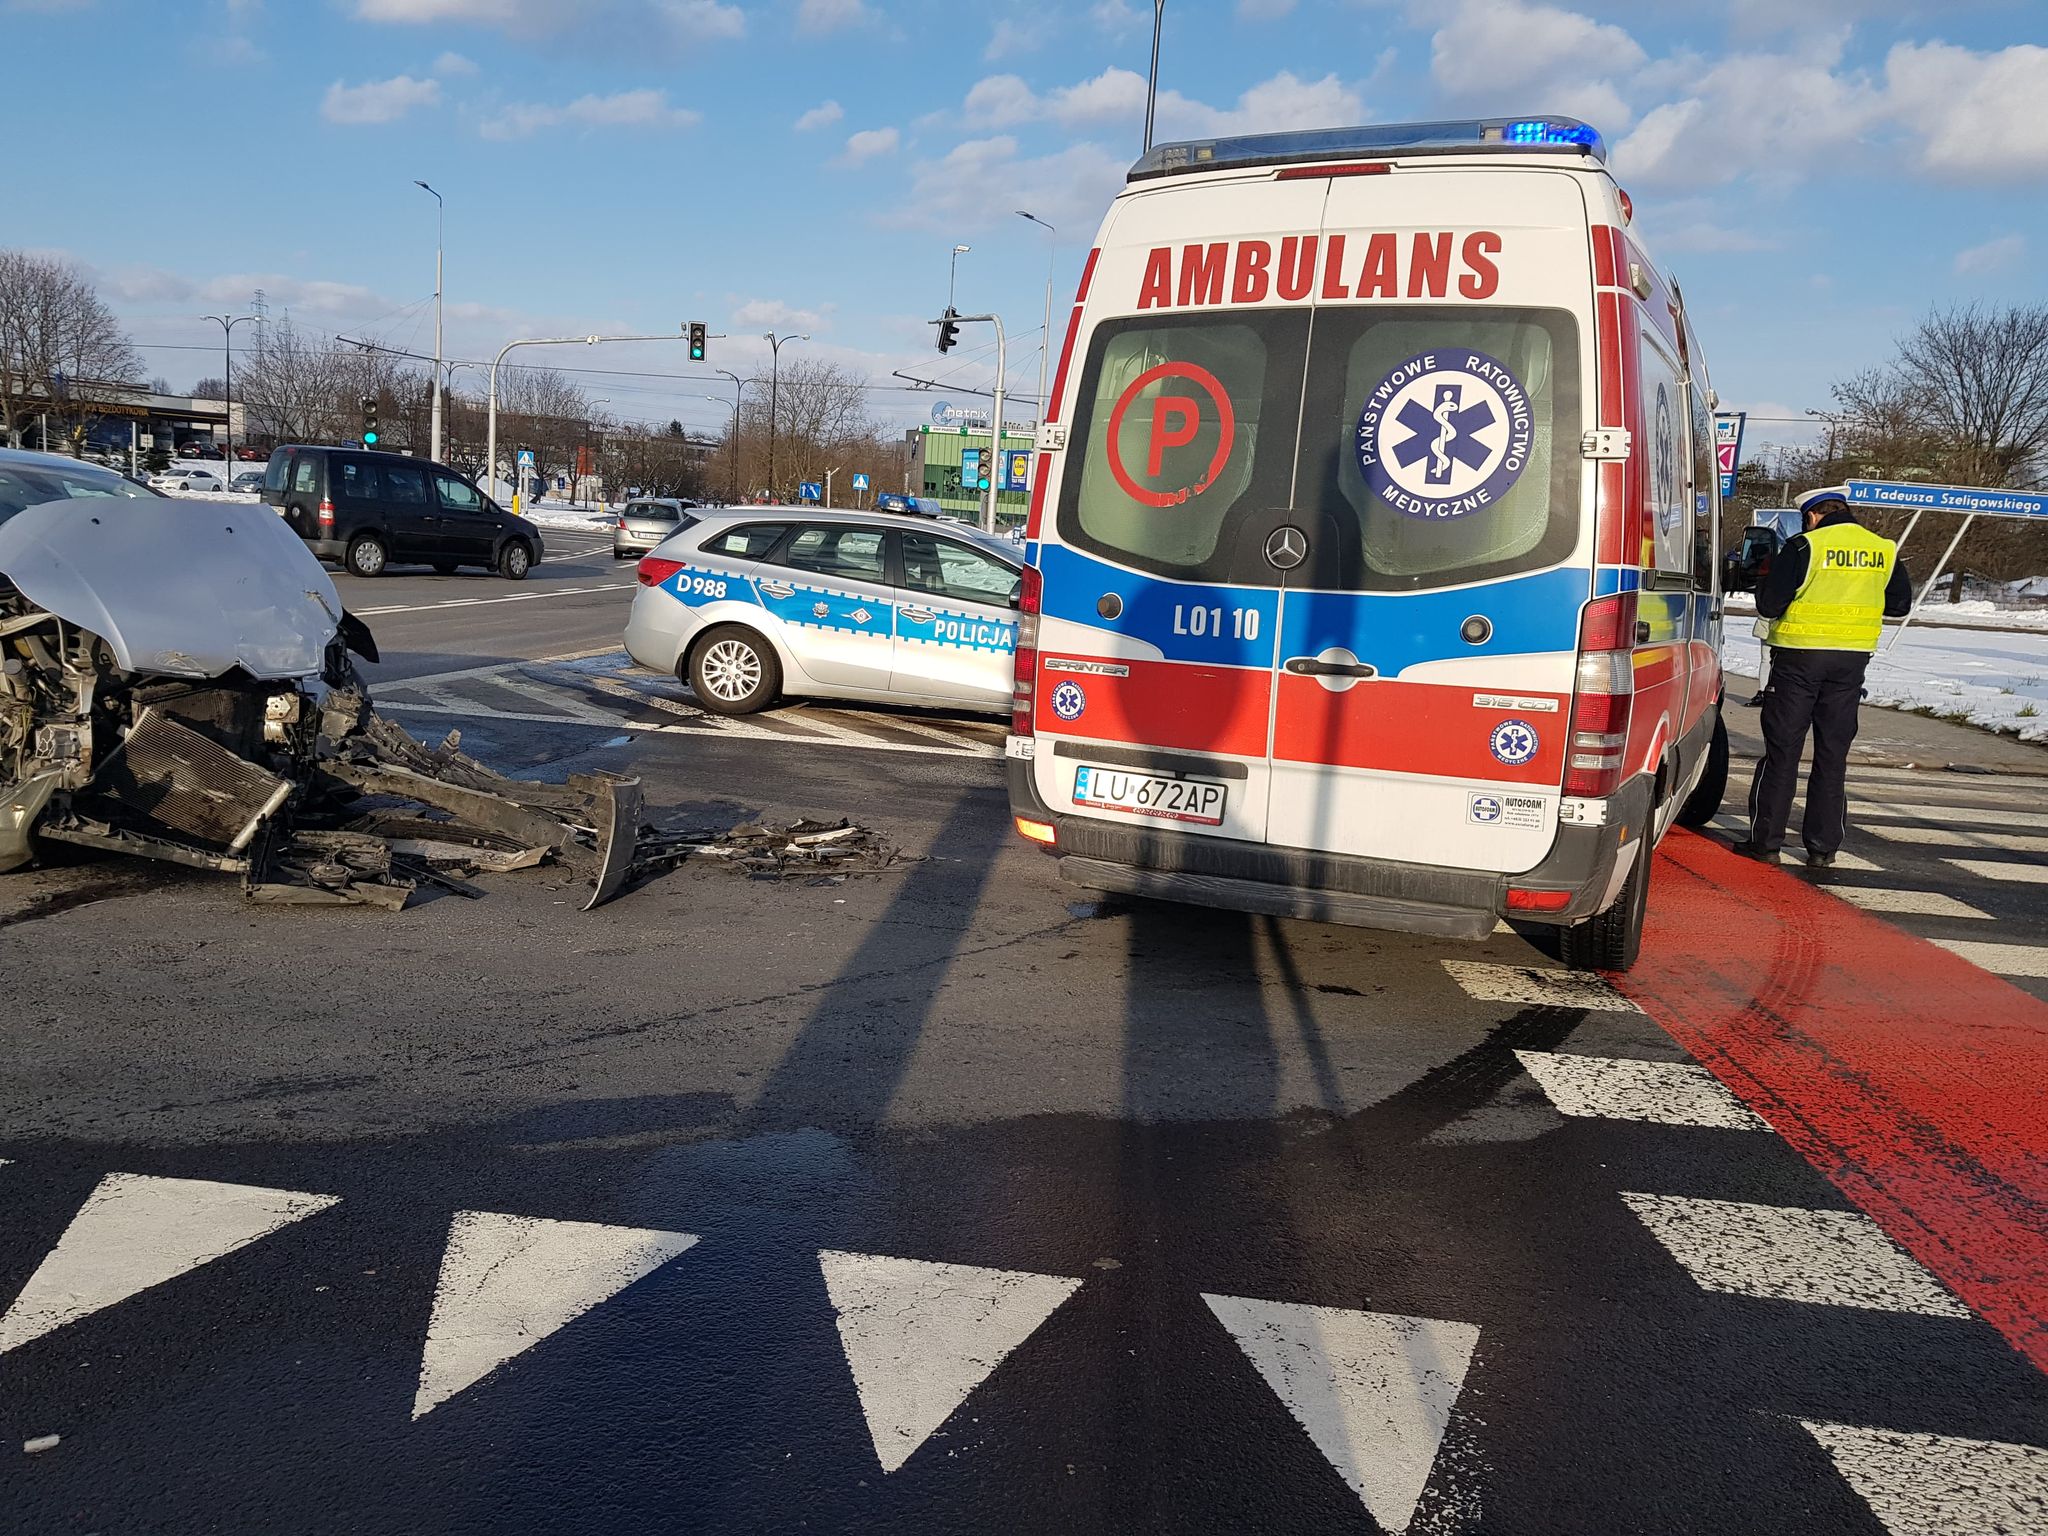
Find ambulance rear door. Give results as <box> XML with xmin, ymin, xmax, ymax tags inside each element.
<box><xmin>1029</xmin><ymin>176</ymin><xmax>1331</xmax><ymax>847</ymax></box>
<box><xmin>1261</xmin><ymin>166</ymin><xmax>1596</xmax><ymax>874</ymax></box>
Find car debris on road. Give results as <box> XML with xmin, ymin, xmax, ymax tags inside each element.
<box><xmin>1</xmin><ymin>496</ymin><xmax>639</xmax><ymax>911</ymax></box>
<box><xmin>629</xmin><ymin>818</ymin><xmax>911</xmax><ymax>882</ymax></box>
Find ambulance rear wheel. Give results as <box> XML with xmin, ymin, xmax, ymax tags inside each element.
<box><xmin>688</xmin><ymin>625</ymin><xmax>779</xmax><ymax>715</ymax></box>
<box><xmin>1562</xmin><ymin>835</ymin><xmax>1650</xmax><ymax>973</ymax></box>
<box><xmin>1675</xmin><ymin>713</ymin><xmax>1730</xmax><ymax>829</ymax></box>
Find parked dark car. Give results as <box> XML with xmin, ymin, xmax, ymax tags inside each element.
<box><xmin>1723</xmin><ymin>524</ymin><xmax>1784</xmax><ymax>594</ymax></box>
<box><xmin>260</xmin><ymin>445</ymin><xmax>544</xmax><ymax>580</ymax></box>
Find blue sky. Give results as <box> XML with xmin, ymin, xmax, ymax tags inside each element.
<box><xmin>6</xmin><ymin>0</ymin><xmax>2045</xmax><ymax>453</ymax></box>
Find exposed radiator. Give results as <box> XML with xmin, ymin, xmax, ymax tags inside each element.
<box><xmin>91</xmin><ymin>707</ymin><xmax>292</xmax><ymax>851</ymax></box>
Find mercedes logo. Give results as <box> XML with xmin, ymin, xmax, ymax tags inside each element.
<box><xmin>1264</xmin><ymin>525</ymin><xmax>1308</xmax><ymax>570</ymax></box>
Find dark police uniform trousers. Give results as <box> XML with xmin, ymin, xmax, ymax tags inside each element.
<box><xmin>1746</xmin><ymin>648</ymin><xmax>1869</xmax><ymax>856</ymax></box>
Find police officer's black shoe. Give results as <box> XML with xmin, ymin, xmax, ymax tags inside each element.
<box><xmin>1732</xmin><ymin>841</ymin><xmax>1780</xmax><ymax>864</ymax></box>
<box><xmin>1807</xmin><ymin>851</ymin><xmax>1836</xmax><ymax>869</ymax></box>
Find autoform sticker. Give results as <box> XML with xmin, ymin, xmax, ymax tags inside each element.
<box><xmin>1356</xmin><ymin>349</ymin><xmax>1534</xmax><ymax>519</ymax></box>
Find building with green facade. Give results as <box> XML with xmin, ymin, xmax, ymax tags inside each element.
<box><xmin>905</xmin><ymin>419</ymin><xmax>1036</xmax><ymax>528</ymax></box>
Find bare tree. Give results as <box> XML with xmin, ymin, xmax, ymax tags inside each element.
<box><xmin>0</xmin><ymin>250</ymin><xmax>143</xmax><ymax>450</ymax></box>
<box><xmin>497</xmin><ymin>364</ymin><xmax>589</xmax><ymax>486</ymax></box>
<box><xmin>728</xmin><ymin>358</ymin><xmax>882</xmax><ymax>499</ymax></box>
<box><xmin>1891</xmin><ymin>304</ymin><xmax>2048</xmax><ymax>487</ymax></box>
<box><xmin>1817</xmin><ymin>303</ymin><xmax>2048</xmax><ymax>585</ymax></box>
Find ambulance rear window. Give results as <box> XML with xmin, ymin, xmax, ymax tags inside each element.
<box><xmin>1058</xmin><ymin>306</ymin><xmax>1580</xmax><ymax>591</ymax></box>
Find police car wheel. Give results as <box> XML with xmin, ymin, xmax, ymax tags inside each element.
<box><xmin>689</xmin><ymin>625</ymin><xmax>779</xmax><ymax>715</ymax></box>
<box><xmin>1674</xmin><ymin>713</ymin><xmax>1730</xmax><ymax>828</ymax></box>
<box><xmin>1561</xmin><ymin>836</ymin><xmax>1650</xmax><ymax>973</ymax></box>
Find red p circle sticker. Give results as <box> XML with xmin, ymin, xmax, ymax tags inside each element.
<box><xmin>1105</xmin><ymin>361</ymin><xmax>1236</xmax><ymax>509</ymax></box>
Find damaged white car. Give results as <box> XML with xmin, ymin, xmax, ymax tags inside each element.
<box><xmin>0</xmin><ymin>448</ymin><xmax>639</xmax><ymax>909</ymax></box>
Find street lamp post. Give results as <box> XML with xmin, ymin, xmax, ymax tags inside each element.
<box><xmin>763</xmin><ymin>332</ymin><xmax>808</xmax><ymax>501</ymax></box>
<box><xmin>949</xmin><ymin>244</ymin><xmax>971</xmax><ymax>310</ymax></box>
<box><xmin>1016</xmin><ymin>211</ymin><xmax>1056</xmax><ymax>423</ymax></box>
<box><xmin>486</xmin><ymin>332</ymin><xmax>689</xmax><ymax>513</ymax></box>
<box><xmin>708</xmin><ymin>376</ymin><xmax>748</xmax><ymax>504</ymax></box>
<box><xmin>202</xmin><ymin>314</ymin><xmax>253</xmax><ymax>467</ymax></box>
<box><xmin>414</xmin><ymin>181</ymin><xmax>444</xmax><ymax>462</ymax></box>
<box><xmin>1144</xmin><ymin>0</ymin><xmax>1166</xmax><ymax>152</ymax></box>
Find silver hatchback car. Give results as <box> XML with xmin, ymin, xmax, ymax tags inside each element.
<box><xmin>612</xmin><ymin>497</ymin><xmax>702</xmax><ymax>559</ymax></box>
<box><xmin>622</xmin><ymin>506</ymin><xmax>1022</xmax><ymax>715</ymax></box>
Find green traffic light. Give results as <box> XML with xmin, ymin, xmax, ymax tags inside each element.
<box><xmin>364</xmin><ymin>430</ymin><xmax>379</xmax><ymax>445</ymax></box>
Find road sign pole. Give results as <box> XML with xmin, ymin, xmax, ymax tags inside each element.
<box><xmin>1884</xmin><ymin>511</ymin><xmax>1973</xmax><ymax>656</ymax></box>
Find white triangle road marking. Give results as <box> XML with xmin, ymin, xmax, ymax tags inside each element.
<box><xmin>0</xmin><ymin>1172</ymin><xmax>339</xmax><ymax>1353</ymax></box>
<box><xmin>819</xmin><ymin>1250</ymin><xmax>1082</xmax><ymax>1473</ymax></box>
<box><xmin>412</xmin><ymin>1211</ymin><xmax>698</xmax><ymax>1419</ymax></box>
<box><xmin>1800</xmin><ymin>1419</ymin><xmax>2048</xmax><ymax>1536</ymax></box>
<box><xmin>1203</xmin><ymin>1294</ymin><xmax>1480</xmax><ymax>1535</ymax></box>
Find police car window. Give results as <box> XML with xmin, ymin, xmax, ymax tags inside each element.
<box><xmin>903</xmin><ymin>532</ymin><xmax>1017</xmax><ymax>606</ymax></box>
<box><xmin>1058</xmin><ymin>311</ymin><xmax>1307</xmax><ymax>587</ymax></box>
<box><xmin>779</xmin><ymin>525</ymin><xmax>886</xmax><ymax>582</ymax></box>
<box><xmin>702</xmin><ymin>522</ymin><xmax>787</xmax><ymax>558</ymax></box>
<box><xmin>1299</xmin><ymin>306</ymin><xmax>1580</xmax><ymax>591</ymax></box>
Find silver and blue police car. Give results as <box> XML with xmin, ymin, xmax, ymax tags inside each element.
<box><xmin>622</xmin><ymin>505</ymin><xmax>1023</xmax><ymax>715</ymax></box>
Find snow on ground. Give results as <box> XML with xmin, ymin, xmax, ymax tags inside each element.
<box><xmin>523</xmin><ymin>498</ymin><xmax>616</xmax><ymax>531</ymax></box>
<box><xmin>1724</xmin><ymin>621</ymin><xmax>2048</xmax><ymax>744</ymax></box>
<box><xmin>1723</xmin><ymin>591</ymin><xmax>2048</xmax><ymax>633</ymax></box>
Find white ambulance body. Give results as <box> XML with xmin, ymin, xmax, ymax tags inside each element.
<box><xmin>1004</xmin><ymin>118</ymin><xmax>1727</xmax><ymax>971</ymax></box>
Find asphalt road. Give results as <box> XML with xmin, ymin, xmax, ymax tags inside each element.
<box><xmin>2</xmin><ymin>577</ymin><xmax>2046</xmax><ymax>1535</ymax></box>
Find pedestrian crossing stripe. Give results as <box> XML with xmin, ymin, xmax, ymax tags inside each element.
<box><xmin>1799</xmin><ymin>1420</ymin><xmax>2048</xmax><ymax>1536</ymax></box>
<box><xmin>1832</xmin><ymin>887</ymin><xmax>1992</xmax><ymax>919</ymax></box>
<box><xmin>1620</xmin><ymin>1193</ymin><xmax>1971</xmax><ymax>1318</ymax></box>
<box><xmin>1852</xmin><ymin>801</ymin><xmax>2048</xmax><ymax>830</ymax></box>
<box><xmin>1928</xmin><ymin>939</ymin><xmax>2048</xmax><ymax>979</ymax></box>
<box><xmin>1944</xmin><ymin>858</ymin><xmax>2048</xmax><ymax>883</ymax></box>
<box><xmin>1513</xmin><ymin>1050</ymin><xmax>1768</xmax><ymax>1130</ymax></box>
<box><xmin>1441</xmin><ymin>961</ymin><xmax>1641</xmax><ymax>1013</ymax></box>
<box><xmin>1863</xmin><ymin>825</ymin><xmax>2048</xmax><ymax>852</ymax></box>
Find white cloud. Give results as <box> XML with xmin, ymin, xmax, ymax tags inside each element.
<box><xmin>351</xmin><ymin>0</ymin><xmax>743</xmax><ymax>42</ymax></box>
<box><xmin>838</xmin><ymin>126</ymin><xmax>901</xmax><ymax>166</ymax></box>
<box><xmin>796</xmin><ymin>0</ymin><xmax>867</xmax><ymax>34</ymax></box>
<box><xmin>984</xmin><ymin>17</ymin><xmax>1040</xmax><ymax>60</ymax></box>
<box><xmin>432</xmin><ymin>49</ymin><xmax>478</xmax><ymax>75</ymax></box>
<box><xmin>1954</xmin><ymin>233</ymin><xmax>2024</xmax><ymax>276</ymax></box>
<box><xmin>730</xmin><ymin>298</ymin><xmax>827</xmax><ymax>331</ymax></box>
<box><xmin>793</xmin><ymin>99</ymin><xmax>844</xmax><ymax>132</ymax></box>
<box><xmin>1885</xmin><ymin>41</ymin><xmax>2048</xmax><ymax>179</ymax></box>
<box><xmin>905</xmin><ymin>136</ymin><xmax>1127</xmax><ymax>232</ymax></box>
<box><xmin>321</xmin><ymin>74</ymin><xmax>441</xmax><ymax>125</ymax></box>
<box><xmin>1238</xmin><ymin>0</ymin><xmax>1296</xmax><ymax>15</ymax></box>
<box><xmin>1090</xmin><ymin>0</ymin><xmax>1139</xmax><ymax>32</ymax></box>
<box><xmin>1426</xmin><ymin>0</ymin><xmax>1645</xmax><ymax>131</ymax></box>
<box><xmin>480</xmin><ymin>87</ymin><xmax>700</xmax><ymax>139</ymax></box>
<box><xmin>963</xmin><ymin>66</ymin><xmax>1365</xmax><ymax>139</ymax></box>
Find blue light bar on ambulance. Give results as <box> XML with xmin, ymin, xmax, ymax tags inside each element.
<box><xmin>1127</xmin><ymin>117</ymin><xmax>1607</xmax><ymax>181</ymax></box>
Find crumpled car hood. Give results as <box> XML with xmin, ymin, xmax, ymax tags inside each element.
<box><xmin>0</xmin><ymin>497</ymin><xmax>342</xmax><ymax>678</ymax></box>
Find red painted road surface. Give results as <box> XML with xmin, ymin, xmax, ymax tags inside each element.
<box><xmin>1619</xmin><ymin>830</ymin><xmax>2048</xmax><ymax>1375</ymax></box>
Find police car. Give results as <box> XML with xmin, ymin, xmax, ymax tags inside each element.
<box><xmin>1007</xmin><ymin>117</ymin><xmax>1728</xmax><ymax>971</ymax></box>
<box><xmin>622</xmin><ymin>505</ymin><xmax>1023</xmax><ymax>715</ymax></box>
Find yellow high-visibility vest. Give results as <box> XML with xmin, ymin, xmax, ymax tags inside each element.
<box><xmin>1766</xmin><ymin>521</ymin><xmax>1896</xmax><ymax>652</ymax></box>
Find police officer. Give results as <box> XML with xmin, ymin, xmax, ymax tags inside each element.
<box><xmin>1738</xmin><ymin>485</ymin><xmax>1912</xmax><ymax>867</ymax></box>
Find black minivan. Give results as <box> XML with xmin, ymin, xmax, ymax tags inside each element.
<box><xmin>261</xmin><ymin>446</ymin><xmax>545</xmax><ymax>580</ymax></box>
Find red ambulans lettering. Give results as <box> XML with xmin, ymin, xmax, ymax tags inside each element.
<box><xmin>1136</xmin><ymin>232</ymin><xmax>1502</xmax><ymax>309</ymax></box>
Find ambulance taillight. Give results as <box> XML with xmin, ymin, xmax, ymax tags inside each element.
<box><xmin>1010</xmin><ymin>564</ymin><xmax>1043</xmax><ymax>734</ymax></box>
<box><xmin>1565</xmin><ymin>593</ymin><xmax>1638</xmax><ymax>797</ymax></box>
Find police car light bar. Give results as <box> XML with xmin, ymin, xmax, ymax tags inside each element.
<box><xmin>1128</xmin><ymin>117</ymin><xmax>1606</xmax><ymax>181</ymax></box>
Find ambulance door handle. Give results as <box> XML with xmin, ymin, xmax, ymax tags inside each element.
<box><xmin>1284</xmin><ymin>657</ymin><xmax>1378</xmax><ymax>679</ymax></box>
<box><xmin>901</xmin><ymin>606</ymin><xmax>935</xmax><ymax>624</ymax></box>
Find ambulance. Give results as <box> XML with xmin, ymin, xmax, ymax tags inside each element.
<box><xmin>1004</xmin><ymin>117</ymin><xmax>1727</xmax><ymax>971</ymax></box>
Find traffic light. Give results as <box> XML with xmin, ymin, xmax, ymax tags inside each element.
<box><xmin>936</xmin><ymin>307</ymin><xmax>959</xmax><ymax>354</ymax></box>
<box><xmin>964</xmin><ymin>447</ymin><xmax>990</xmax><ymax>492</ymax></box>
<box><xmin>688</xmin><ymin>321</ymin><xmax>707</xmax><ymax>362</ymax></box>
<box><xmin>361</xmin><ymin>395</ymin><xmax>379</xmax><ymax>447</ymax></box>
